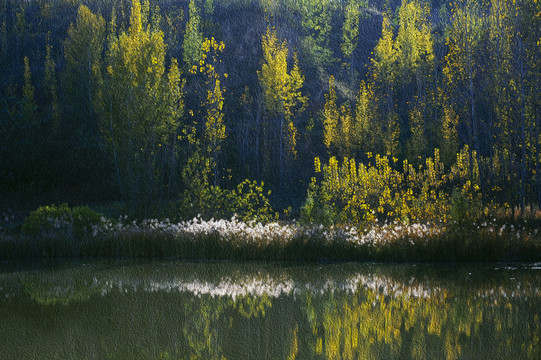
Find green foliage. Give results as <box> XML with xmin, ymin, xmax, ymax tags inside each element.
<box><xmin>231</xmin><ymin>179</ymin><xmax>275</xmax><ymax>223</ymax></box>
<box><xmin>259</xmin><ymin>27</ymin><xmax>307</xmax><ymax>124</ymax></box>
<box><xmin>43</xmin><ymin>33</ymin><xmax>60</xmax><ymax>129</ymax></box>
<box><xmin>22</xmin><ymin>204</ymin><xmax>103</xmax><ymax>237</ymax></box>
<box><xmin>63</xmin><ymin>5</ymin><xmax>105</xmax><ymax>125</ymax></box>
<box><xmin>101</xmin><ymin>0</ymin><xmax>184</xmax><ymax>210</ymax></box>
<box><xmin>258</xmin><ymin>26</ymin><xmax>307</xmax><ymax>184</ymax></box>
<box><xmin>450</xmin><ymin>189</ymin><xmax>468</xmax><ymax>225</ymax></box>
<box><xmin>180</xmin><ymin>178</ymin><xmax>274</xmax><ymax>223</ymax></box>
<box><xmin>300</xmin><ymin>178</ymin><xmax>335</xmax><ymax>226</ymax></box>
<box><xmin>298</xmin><ymin>0</ymin><xmax>336</xmax><ymax>70</ymax></box>
<box><xmin>1</xmin><ymin>0</ymin><xmax>540</xmax><ymax>218</ymax></box>
<box><xmin>183</xmin><ymin>0</ymin><xmax>203</xmax><ymax>69</ymax></box>
<box><xmin>189</xmin><ymin>37</ymin><xmax>227</xmax><ymax>186</ymax></box>
<box><xmin>323</xmin><ymin>75</ymin><xmax>339</xmax><ymax>150</ymax></box>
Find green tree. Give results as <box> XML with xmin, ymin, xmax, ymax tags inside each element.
<box><xmin>300</xmin><ymin>0</ymin><xmax>335</xmax><ymax>69</ymax></box>
<box><xmin>44</xmin><ymin>32</ymin><xmax>60</xmax><ymax>131</ymax></box>
<box><xmin>395</xmin><ymin>0</ymin><xmax>435</xmax><ymax>160</ymax></box>
<box><xmin>353</xmin><ymin>80</ymin><xmax>378</xmax><ymax>156</ymax></box>
<box><xmin>183</xmin><ymin>0</ymin><xmax>203</xmax><ymax>70</ymax></box>
<box><xmin>341</xmin><ymin>0</ymin><xmax>366</xmax><ymax>85</ymax></box>
<box><xmin>371</xmin><ymin>13</ymin><xmax>399</xmax><ymax>157</ymax></box>
<box><xmin>63</xmin><ymin>5</ymin><xmax>106</xmax><ymax>131</ymax></box>
<box><xmin>324</xmin><ymin>75</ymin><xmax>377</xmax><ymax>158</ymax></box>
<box><xmin>21</xmin><ymin>55</ymin><xmax>35</xmax><ymax>123</ymax></box>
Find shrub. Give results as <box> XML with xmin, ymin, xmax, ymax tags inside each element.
<box><xmin>300</xmin><ymin>182</ymin><xmax>335</xmax><ymax>226</ymax></box>
<box><xmin>180</xmin><ymin>179</ymin><xmax>275</xmax><ymax>223</ymax></box>
<box><xmin>22</xmin><ymin>203</ymin><xmax>104</xmax><ymax>237</ymax></box>
<box><xmin>303</xmin><ymin>147</ymin><xmax>482</xmax><ymax>226</ymax></box>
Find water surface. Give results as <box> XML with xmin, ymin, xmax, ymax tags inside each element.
<box><xmin>1</xmin><ymin>260</ymin><xmax>540</xmax><ymax>359</ymax></box>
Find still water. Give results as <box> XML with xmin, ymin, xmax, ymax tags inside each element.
<box><xmin>0</xmin><ymin>260</ymin><xmax>540</xmax><ymax>360</ymax></box>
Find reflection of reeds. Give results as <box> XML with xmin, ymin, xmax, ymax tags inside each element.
<box><xmin>3</xmin><ymin>262</ymin><xmax>540</xmax><ymax>305</ymax></box>
<box><xmin>1</xmin><ymin>261</ymin><xmax>539</xmax><ymax>360</ymax></box>
<box><xmin>1</xmin><ymin>216</ymin><xmax>540</xmax><ymax>261</ymax></box>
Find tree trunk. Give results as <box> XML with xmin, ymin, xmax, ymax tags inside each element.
<box><xmin>110</xmin><ymin>98</ymin><xmax>123</xmax><ymax>201</ymax></box>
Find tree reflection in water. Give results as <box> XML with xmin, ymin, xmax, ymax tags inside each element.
<box><xmin>0</xmin><ymin>261</ymin><xmax>539</xmax><ymax>359</ymax></box>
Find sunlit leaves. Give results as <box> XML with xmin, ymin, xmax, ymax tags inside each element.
<box><xmin>101</xmin><ymin>0</ymin><xmax>183</xmax><ymax>207</ymax></box>
<box><xmin>63</xmin><ymin>4</ymin><xmax>105</xmax><ymax>123</ymax></box>
<box><xmin>304</xmin><ymin>147</ymin><xmax>481</xmax><ymax>226</ymax></box>
<box><xmin>183</xmin><ymin>0</ymin><xmax>203</xmax><ymax>70</ymax></box>
<box><xmin>258</xmin><ymin>26</ymin><xmax>306</xmax><ymax>163</ymax></box>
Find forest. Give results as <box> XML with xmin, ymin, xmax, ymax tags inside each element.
<box><xmin>0</xmin><ymin>0</ymin><xmax>540</xmax><ymax>225</ymax></box>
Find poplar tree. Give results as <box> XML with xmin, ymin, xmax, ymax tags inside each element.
<box><xmin>63</xmin><ymin>5</ymin><xmax>106</xmax><ymax>131</ymax></box>
<box><xmin>486</xmin><ymin>0</ymin><xmax>516</xmax><ymax>201</ymax></box>
<box><xmin>183</xmin><ymin>0</ymin><xmax>203</xmax><ymax>70</ymax></box>
<box><xmin>341</xmin><ymin>0</ymin><xmax>365</xmax><ymax>85</ymax></box>
<box><xmin>44</xmin><ymin>33</ymin><xmax>60</xmax><ymax>130</ymax></box>
<box><xmin>371</xmin><ymin>14</ymin><xmax>399</xmax><ymax>157</ymax></box>
<box><xmin>258</xmin><ymin>27</ymin><xmax>307</xmax><ymax>185</ymax></box>
<box><xmin>323</xmin><ymin>75</ymin><xmax>339</xmax><ymax>151</ymax></box>
<box><xmin>338</xmin><ymin>104</ymin><xmax>353</xmax><ymax>157</ymax></box>
<box><xmin>443</xmin><ymin>0</ymin><xmax>486</xmax><ymax>192</ymax></box>
<box><xmin>189</xmin><ymin>37</ymin><xmax>227</xmax><ymax>186</ymax></box>
<box><xmin>354</xmin><ymin>80</ymin><xmax>378</xmax><ymax>156</ymax></box>
<box><xmin>102</xmin><ymin>0</ymin><xmax>184</xmax><ymax>208</ymax></box>
<box><xmin>21</xmin><ymin>56</ymin><xmax>35</xmax><ymax>123</ymax></box>
<box><xmin>395</xmin><ymin>0</ymin><xmax>435</xmax><ymax>160</ymax></box>
<box><xmin>300</xmin><ymin>0</ymin><xmax>334</xmax><ymax>68</ymax></box>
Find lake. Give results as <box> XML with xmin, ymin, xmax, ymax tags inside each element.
<box><xmin>0</xmin><ymin>260</ymin><xmax>540</xmax><ymax>359</ymax></box>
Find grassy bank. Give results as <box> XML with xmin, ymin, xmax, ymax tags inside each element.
<box><xmin>1</xmin><ymin>215</ymin><xmax>540</xmax><ymax>262</ymax></box>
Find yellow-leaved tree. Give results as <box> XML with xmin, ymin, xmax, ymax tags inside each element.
<box><xmin>371</xmin><ymin>13</ymin><xmax>399</xmax><ymax>157</ymax></box>
<box><xmin>258</xmin><ymin>26</ymin><xmax>307</xmax><ymax>186</ymax></box>
<box><xmin>100</xmin><ymin>0</ymin><xmax>184</xmax><ymax>212</ymax></box>
<box><xmin>443</xmin><ymin>0</ymin><xmax>485</xmax><ymax>193</ymax></box>
<box><xmin>189</xmin><ymin>37</ymin><xmax>227</xmax><ymax>187</ymax></box>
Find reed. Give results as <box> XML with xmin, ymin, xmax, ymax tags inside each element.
<box><xmin>1</xmin><ymin>216</ymin><xmax>540</xmax><ymax>262</ymax></box>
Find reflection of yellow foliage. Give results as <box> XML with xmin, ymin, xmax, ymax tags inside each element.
<box><xmin>231</xmin><ymin>293</ymin><xmax>272</xmax><ymax>319</ymax></box>
<box><xmin>302</xmin><ymin>279</ymin><xmax>534</xmax><ymax>360</ymax></box>
<box><xmin>287</xmin><ymin>324</ymin><xmax>299</xmax><ymax>360</ymax></box>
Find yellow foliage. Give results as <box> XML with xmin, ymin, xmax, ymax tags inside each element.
<box><xmin>305</xmin><ymin>147</ymin><xmax>482</xmax><ymax>225</ymax></box>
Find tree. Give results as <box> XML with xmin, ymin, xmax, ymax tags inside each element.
<box><xmin>63</xmin><ymin>4</ymin><xmax>106</xmax><ymax>131</ymax></box>
<box><xmin>258</xmin><ymin>27</ymin><xmax>307</xmax><ymax>186</ymax></box>
<box><xmin>323</xmin><ymin>75</ymin><xmax>339</xmax><ymax>151</ymax></box>
<box><xmin>300</xmin><ymin>0</ymin><xmax>335</xmax><ymax>69</ymax></box>
<box><xmin>341</xmin><ymin>0</ymin><xmax>366</xmax><ymax>85</ymax></box>
<box><xmin>44</xmin><ymin>32</ymin><xmax>60</xmax><ymax>130</ymax></box>
<box><xmin>101</xmin><ymin>0</ymin><xmax>184</xmax><ymax>209</ymax></box>
<box><xmin>353</xmin><ymin>80</ymin><xmax>378</xmax><ymax>156</ymax></box>
<box><xmin>395</xmin><ymin>0</ymin><xmax>435</xmax><ymax>160</ymax></box>
<box><xmin>21</xmin><ymin>55</ymin><xmax>35</xmax><ymax>123</ymax></box>
<box><xmin>443</xmin><ymin>0</ymin><xmax>486</xmax><ymax>193</ymax></box>
<box><xmin>371</xmin><ymin>13</ymin><xmax>399</xmax><ymax>157</ymax></box>
<box><xmin>189</xmin><ymin>37</ymin><xmax>227</xmax><ymax>186</ymax></box>
<box><xmin>183</xmin><ymin>0</ymin><xmax>203</xmax><ymax>70</ymax></box>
